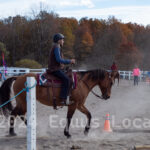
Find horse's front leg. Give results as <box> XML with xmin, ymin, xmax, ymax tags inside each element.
<box><xmin>77</xmin><ymin>105</ymin><xmax>92</xmax><ymax>135</ymax></box>
<box><xmin>64</xmin><ymin>105</ymin><xmax>76</xmax><ymax>138</ymax></box>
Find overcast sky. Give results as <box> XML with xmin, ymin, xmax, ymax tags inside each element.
<box><xmin>0</xmin><ymin>0</ymin><xmax>150</xmax><ymax>26</ymax></box>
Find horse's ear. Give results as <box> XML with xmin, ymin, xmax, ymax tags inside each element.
<box><xmin>107</xmin><ymin>72</ymin><xmax>114</xmax><ymax>84</ymax></box>
<box><xmin>107</xmin><ymin>71</ymin><xmax>111</xmax><ymax>78</ymax></box>
<box><xmin>110</xmin><ymin>72</ymin><xmax>115</xmax><ymax>84</ymax></box>
<box><xmin>106</xmin><ymin>72</ymin><xmax>110</xmax><ymax>80</ymax></box>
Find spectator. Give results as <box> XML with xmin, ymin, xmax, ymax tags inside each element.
<box><xmin>133</xmin><ymin>65</ymin><xmax>140</xmax><ymax>86</ymax></box>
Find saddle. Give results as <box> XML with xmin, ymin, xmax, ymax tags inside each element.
<box><xmin>37</xmin><ymin>68</ymin><xmax>77</xmax><ymax>109</ymax></box>
<box><xmin>37</xmin><ymin>68</ymin><xmax>77</xmax><ymax>88</ymax></box>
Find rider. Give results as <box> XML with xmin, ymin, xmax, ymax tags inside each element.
<box><xmin>48</xmin><ymin>33</ymin><xmax>75</xmax><ymax>105</ymax></box>
<box><xmin>111</xmin><ymin>62</ymin><xmax>118</xmax><ymax>71</ymax></box>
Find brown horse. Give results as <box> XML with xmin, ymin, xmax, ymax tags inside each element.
<box><xmin>111</xmin><ymin>70</ymin><xmax>120</xmax><ymax>85</ymax></box>
<box><xmin>0</xmin><ymin>69</ymin><xmax>115</xmax><ymax>138</ymax></box>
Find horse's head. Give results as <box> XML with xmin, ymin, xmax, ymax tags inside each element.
<box><xmin>98</xmin><ymin>71</ymin><xmax>114</xmax><ymax>100</ymax></box>
<box><xmin>81</xmin><ymin>69</ymin><xmax>115</xmax><ymax>100</ymax></box>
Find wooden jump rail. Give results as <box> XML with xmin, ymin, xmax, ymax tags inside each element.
<box><xmin>133</xmin><ymin>145</ymin><xmax>150</xmax><ymax>150</ymax></box>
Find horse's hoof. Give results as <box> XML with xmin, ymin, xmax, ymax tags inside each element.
<box><xmin>84</xmin><ymin>130</ymin><xmax>89</xmax><ymax>136</ymax></box>
<box><xmin>8</xmin><ymin>132</ymin><xmax>17</xmax><ymax>137</ymax></box>
<box><xmin>9</xmin><ymin>128</ymin><xmax>17</xmax><ymax>136</ymax></box>
<box><xmin>84</xmin><ymin>131</ymin><xmax>89</xmax><ymax>136</ymax></box>
<box><xmin>64</xmin><ymin>130</ymin><xmax>71</xmax><ymax>139</ymax></box>
<box><xmin>84</xmin><ymin>127</ymin><xmax>90</xmax><ymax>136</ymax></box>
<box><xmin>67</xmin><ymin>134</ymin><xmax>71</xmax><ymax>139</ymax></box>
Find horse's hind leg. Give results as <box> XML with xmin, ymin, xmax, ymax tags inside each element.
<box><xmin>77</xmin><ymin>105</ymin><xmax>92</xmax><ymax>135</ymax></box>
<box><xmin>64</xmin><ymin>105</ymin><xmax>77</xmax><ymax>138</ymax></box>
<box><xmin>9</xmin><ymin>106</ymin><xmax>26</xmax><ymax>136</ymax></box>
<box><xmin>20</xmin><ymin>115</ymin><xmax>27</xmax><ymax>125</ymax></box>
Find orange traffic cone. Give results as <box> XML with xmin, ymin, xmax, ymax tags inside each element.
<box><xmin>104</xmin><ymin>113</ymin><xmax>112</xmax><ymax>132</ymax></box>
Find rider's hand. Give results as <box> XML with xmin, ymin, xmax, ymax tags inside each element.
<box><xmin>71</xmin><ymin>59</ymin><xmax>76</xmax><ymax>64</ymax></box>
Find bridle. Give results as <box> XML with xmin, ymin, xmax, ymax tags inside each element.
<box><xmin>82</xmin><ymin>80</ymin><xmax>103</xmax><ymax>99</ymax></box>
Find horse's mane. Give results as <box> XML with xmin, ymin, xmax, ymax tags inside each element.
<box><xmin>78</xmin><ymin>69</ymin><xmax>107</xmax><ymax>81</ymax></box>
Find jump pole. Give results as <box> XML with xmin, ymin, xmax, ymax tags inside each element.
<box><xmin>26</xmin><ymin>77</ymin><xmax>36</xmax><ymax>150</ymax></box>
<box><xmin>133</xmin><ymin>145</ymin><xmax>150</xmax><ymax>149</ymax></box>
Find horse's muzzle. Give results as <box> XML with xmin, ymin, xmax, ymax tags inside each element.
<box><xmin>102</xmin><ymin>95</ymin><xmax>110</xmax><ymax>100</ymax></box>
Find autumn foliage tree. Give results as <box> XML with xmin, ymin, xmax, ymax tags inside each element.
<box><xmin>59</xmin><ymin>18</ymin><xmax>78</xmax><ymax>59</ymax></box>
<box><xmin>116</xmin><ymin>42</ymin><xmax>142</xmax><ymax>70</ymax></box>
<box><xmin>0</xmin><ymin>11</ymin><xmax>150</xmax><ymax>70</ymax></box>
<box><xmin>74</xmin><ymin>19</ymin><xmax>94</xmax><ymax>62</ymax></box>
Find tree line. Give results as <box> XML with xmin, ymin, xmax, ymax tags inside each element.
<box><xmin>0</xmin><ymin>10</ymin><xmax>150</xmax><ymax>70</ymax></box>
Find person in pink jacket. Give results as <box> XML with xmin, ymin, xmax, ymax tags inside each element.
<box><xmin>133</xmin><ymin>65</ymin><xmax>140</xmax><ymax>86</ymax></box>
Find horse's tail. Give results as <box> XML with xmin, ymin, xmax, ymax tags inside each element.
<box><xmin>0</xmin><ymin>77</ymin><xmax>17</xmax><ymax>116</ymax></box>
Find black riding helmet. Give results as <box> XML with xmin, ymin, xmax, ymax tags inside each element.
<box><xmin>53</xmin><ymin>33</ymin><xmax>64</xmax><ymax>43</ymax></box>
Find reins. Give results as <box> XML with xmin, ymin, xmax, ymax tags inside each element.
<box><xmin>82</xmin><ymin>80</ymin><xmax>103</xmax><ymax>99</ymax></box>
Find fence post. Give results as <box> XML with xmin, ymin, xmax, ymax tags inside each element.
<box><xmin>123</xmin><ymin>71</ymin><xmax>125</xmax><ymax>79</ymax></box>
<box><xmin>139</xmin><ymin>71</ymin><xmax>142</xmax><ymax>81</ymax></box>
<box><xmin>129</xmin><ymin>71</ymin><xmax>131</xmax><ymax>80</ymax></box>
<box><xmin>26</xmin><ymin>77</ymin><xmax>36</xmax><ymax>150</ymax></box>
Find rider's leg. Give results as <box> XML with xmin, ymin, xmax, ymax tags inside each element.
<box><xmin>52</xmin><ymin>70</ymin><xmax>71</xmax><ymax>104</ymax></box>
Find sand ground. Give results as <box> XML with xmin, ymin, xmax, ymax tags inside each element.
<box><xmin>0</xmin><ymin>79</ymin><xmax>150</xmax><ymax>150</ymax></box>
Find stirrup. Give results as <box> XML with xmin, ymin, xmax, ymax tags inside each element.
<box><xmin>61</xmin><ymin>100</ymin><xmax>74</xmax><ymax>106</ymax></box>
<box><xmin>66</xmin><ymin>100</ymin><xmax>74</xmax><ymax>105</ymax></box>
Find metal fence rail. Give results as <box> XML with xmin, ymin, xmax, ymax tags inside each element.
<box><xmin>0</xmin><ymin>67</ymin><xmax>150</xmax><ymax>81</ymax></box>
<box><xmin>118</xmin><ymin>70</ymin><xmax>149</xmax><ymax>81</ymax></box>
<box><xmin>0</xmin><ymin>67</ymin><xmax>46</xmax><ymax>76</ymax></box>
